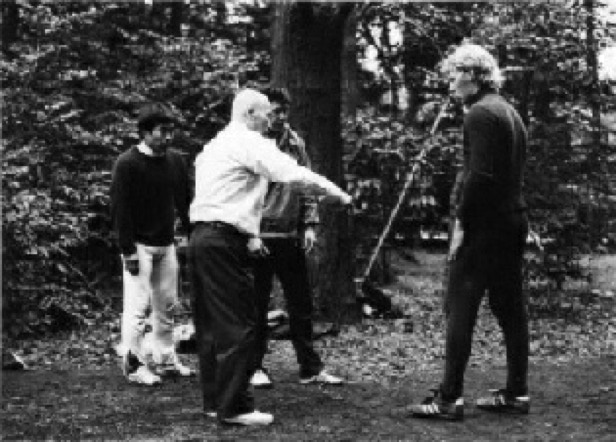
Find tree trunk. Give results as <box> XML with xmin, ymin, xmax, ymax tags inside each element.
<box><xmin>150</xmin><ymin>0</ymin><xmax>182</xmax><ymax>36</ymax></box>
<box><xmin>1</xmin><ymin>0</ymin><xmax>19</xmax><ymax>55</ymax></box>
<box><xmin>585</xmin><ymin>0</ymin><xmax>601</xmax><ymax>247</ymax></box>
<box><xmin>271</xmin><ymin>2</ymin><xmax>360</xmax><ymax>324</ymax></box>
<box><xmin>169</xmin><ymin>2</ymin><xmax>183</xmax><ymax>37</ymax></box>
<box><xmin>341</xmin><ymin>9</ymin><xmax>358</xmax><ymax>119</ymax></box>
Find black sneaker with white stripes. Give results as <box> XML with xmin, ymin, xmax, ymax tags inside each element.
<box><xmin>409</xmin><ymin>389</ymin><xmax>464</xmax><ymax>421</ymax></box>
<box><xmin>476</xmin><ymin>389</ymin><xmax>530</xmax><ymax>414</ymax></box>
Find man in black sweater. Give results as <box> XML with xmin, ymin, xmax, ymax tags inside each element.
<box><xmin>111</xmin><ymin>103</ymin><xmax>194</xmax><ymax>385</ymax></box>
<box><xmin>410</xmin><ymin>43</ymin><xmax>529</xmax><ymax>420</ymax></box>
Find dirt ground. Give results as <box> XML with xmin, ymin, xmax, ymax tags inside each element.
<box><xmin>2</xmin><ymin>250</ymin><xmax>615</xmax><ymax>440</ymax></box>
<box><xmin>2</xmin><ymin>357</ymin><xmax>615</xmax><ymax>440</ymax></box>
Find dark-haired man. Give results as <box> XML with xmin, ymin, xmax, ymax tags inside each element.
<box><xmin>250</xmin><ymin>88</ymin><xmax>343</xmax><ymax>389</ymax></box>
<box><xmin>111</xmin><ymin>103</ymin><xmax>194</xmax><ymax>385</ymax></box>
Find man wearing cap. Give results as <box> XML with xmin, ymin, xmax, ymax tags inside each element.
<box><xmin>111</xmin><ymin>103</ymin><xmax>194</xmax><ymax>385</ymax></box>
<box><xmin>189</xmin><ymin>88</ymin><xmax>352</xmax><ymax>426</ymax></box>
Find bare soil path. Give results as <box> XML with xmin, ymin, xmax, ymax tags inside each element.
<box><xmin>3</xmin><ymin>250</ymin><xmax>615</xmax><ymax>440</ymax></box>
<box><xmin>2</xmin><ymin>357</ymin><xmax>615</xmax><ymax>440</ymax></box>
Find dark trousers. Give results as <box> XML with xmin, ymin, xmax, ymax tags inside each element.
<box><xmin>253</xmin><ymin>238</ymin><xmax>323</xmax><ymax>378</ymax></box>
<box><xmin>441</xmin><ymin>212</ymin><xmax>529</xmax><ymax>401</ymax></box>
<box><xmin>188</xmin><ymin>223</ymin><xmax>256</xmax><ymax>419</ymax></box>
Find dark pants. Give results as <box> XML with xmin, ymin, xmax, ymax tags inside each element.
<box><xmin>441</xmin><ymin>212</ymin><xmax>529</xmax><ymax>401</ymax></box>
<box><xmin>253</xmin><ymin>237</ymin><xmax>323</xmax><ymax>378</ymax></box>
<box><xmin>188</xmin><ymin>223</ymin><xmax>256</xmax><ymax>420</ymax></box>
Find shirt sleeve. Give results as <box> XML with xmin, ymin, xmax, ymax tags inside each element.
<box><xmin>245</xmin><ymin>134</ymin><xmax>348</xmax><ymax>201</ymax></box>
<box><xmin>172</xmin><ymin>151</ymin><xmax>192</xmax><ymax>236</ymax></box>
<box><xmin>456</xmin><ymin>105</ymin><xmax>498</xmax><ymax>223</ymax></box>
<box><xmin>110</xmin><ymin>156</ymin><xmax>136</xmax><ymax>256</ymax></box>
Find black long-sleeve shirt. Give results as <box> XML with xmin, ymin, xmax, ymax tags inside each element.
<box><xmin>110</xmin><ymin>146</ymin><xmax>191</xmax><ymax>255</ymax></box>
<box><xmin>456</xmin><ymin>91</ymin><xmax>527</xmax><ymax>227</ymax></box>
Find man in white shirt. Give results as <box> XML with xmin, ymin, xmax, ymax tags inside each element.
<box><xmin>188</xmin><ymin>88</ymin><xmax>352</xmax><ymax>426</ymax></box>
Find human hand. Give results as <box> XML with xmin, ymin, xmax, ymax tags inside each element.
<box><xmin>124</xmin><ymin>255</ymin><xmax>139</xmax><ymax>276</ymax></box>
<box><xmin>448</xmin><ymin>220</ymin><xmax>464</xmax><ymax>262</ymax></box>
<box><xmin>320</xmin><ymin>191</ymin><xmax>352</xmax><ymax>206</ymax></box>
<box><xmin>247</xmin><ymin>237</ymin><xmax>269</xmax><ymax>258</ymax></box>
<box><xmin>339</xmin><ymin>191</ymin><xmax>352</xmax><ymax>206</ymax></box>
<box><xmin>303</xmin><ymin>227</ymin><xmax>316</xmax><ymax>253</ymax></box>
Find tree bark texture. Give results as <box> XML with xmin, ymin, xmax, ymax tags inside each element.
<box><xmin>150</xmin><ymin>0</ymin><xmax>182</xmax><ymax>36</ymax></box>
<box><xmin>271</xmin><ymin>2</ymin><xmax>360</xmax><ymax>324</ymax></box>
<box><xmin>585</xmin><ymin>0</ymin><xmax>601</xmax><ymax>247</ymax></box>
<box><xmin>2</xmin><ymin>0</ymin><xmax>19</xmax><ymax>53</ymax></box>
<box><xmin>341</xmin><ymin>9</ymin><xmax>358</xmax><ymax>119</ymax></box>
<box><xmin>169</xmin><ymin>2</ymin><xmax>183</xmax><ymax>37</ymax></box>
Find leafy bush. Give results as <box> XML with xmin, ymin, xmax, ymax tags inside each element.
<box><xmin>1</xmin><ymin>1</ymin><xmax>269</xmax><ymax>337</ymax></box>
<box><xmin>354</xmin><ymin>1</ymin><xmax>616</xmax><ymax>296</ymax></box>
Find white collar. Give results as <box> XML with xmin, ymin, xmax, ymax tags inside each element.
<box><xmin>137</xmin><ymin>141</ymin><xmax>158</xmax><ymax>157</ymax></box>
<box><xmin>227</xmin><ymin>121</ymin><xmax>251</xmax><ymax>133</ymax></box>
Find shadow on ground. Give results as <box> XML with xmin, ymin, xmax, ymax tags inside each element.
<box><xmin>2</xmin><ymin>357</ymin><xmax>615</xmax><ymax>441</ymax></box>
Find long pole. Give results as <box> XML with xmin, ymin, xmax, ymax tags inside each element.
<box><xmin>361</xmin><ymin>98</ymin><xmax>450</xmax><ymax>280</ymax></box>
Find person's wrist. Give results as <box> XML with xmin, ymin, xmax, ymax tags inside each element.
<box><xmin>336</xmin><ymin>189</ymin><xmax>352</xmax><ymax>205</ymax></box>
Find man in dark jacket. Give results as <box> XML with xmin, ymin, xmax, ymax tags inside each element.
<box><xmin>249</xmin><ymin>88</ymin><xmax>343</xmax><ymax>388</ymax></box>
<box><xmin>410</xmin><ymin>43</ymin><xmax>529</xmax><ymax>421</ymax></box>
<box><xmin>111</xmin><ymin>103</ymin><xmax>194</xmax><ymax>385</ymax></box>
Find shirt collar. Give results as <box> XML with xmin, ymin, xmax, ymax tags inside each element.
<box><xmin>464</xmin><ymin>87</ymin><xmax>498</xmax><ymax>106</ymax></box>
<box><xmin>137</xmin><ymin>141</ymin><xmax>155</xmax><ymax>156</ymax></box>
<box><xmin>227</xmin><ymin>121</ymin><xmax>252</xmax><ymax>134</ymax></box>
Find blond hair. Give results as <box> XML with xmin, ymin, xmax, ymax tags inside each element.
<box><xmin>441</xmin><ymin>43</ymin><xmax>504</xmax><ymax>90</ymax></box>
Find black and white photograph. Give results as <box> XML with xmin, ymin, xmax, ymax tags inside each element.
<box><xmin>2</xmin><ymin>0</ymin><xmax>615</xmax><ymax>439</ymax></box>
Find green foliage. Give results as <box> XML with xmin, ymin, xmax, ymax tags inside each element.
<box><xmin>1</xmin><ymin>1</ymin><xmax>270</xmax><ymax>337</ymax></box>
<box><xmin>2</xmin><ymin>1</ymin><xmax>615</xmax><ymax>337</ymax></box>
<box><xmin>344</xmin><ymin>107</ymin><xmax>460</xmax><ymax>243</ymax></box>
<box><xmin>468</xmin><ymin>1</ymin><xmax>616</xmax><ymax>293</ymax></box>
<box><xmin>354</xmin><ymin>1</ymin><xmax>616</xmax><ymax>296</ymax></box>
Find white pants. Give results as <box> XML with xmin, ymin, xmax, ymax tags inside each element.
<box><xmin>121</xmin><ymin>243</ymin><xmax>179</xmax><ymax>366</ymax></box>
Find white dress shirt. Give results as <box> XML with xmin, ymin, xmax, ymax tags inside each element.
<box><xmin>190</xmin><ymin>121</ymin><xmax>349</xmax><ymax>237</ymax></box>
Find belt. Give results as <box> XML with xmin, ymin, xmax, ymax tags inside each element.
<box><xmin>193</xmin><ymin>221</ymin><xmax>247</xmax><ymax>238</ymax></box>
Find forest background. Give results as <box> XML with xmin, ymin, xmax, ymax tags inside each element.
<box><xmin>2</xmin><ymin>1</ymin><xmax>616</xmax><ymax>439</ymax></box>
<box><xmin>1</xmin><ymin>0</ymin><xmax>615</xmax><ymax>341</ymax></box>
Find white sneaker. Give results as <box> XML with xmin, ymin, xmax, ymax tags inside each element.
<box><xmin>222</xmin><ymin>410</ymin><xmax>274</xmax><ymax>426</ymax></box>
<box><xmin>250</xmin><ymin>369</ymin><xmax>273</xmax><ymax>389</ymax></box>
<box><xmin>299</xmin><ymin>370</ymin><xmax>344</xmax><ymax>385</ymax></box>
<box><xmin>127</xmin><ymin>366</ymin><xmax>162</xmax><ymax>385</ymax></box>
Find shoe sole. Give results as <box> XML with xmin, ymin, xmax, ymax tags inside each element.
<box><xmin>252</xmin><ymin>383</ymin><xmax>274</xmax><ymax>389</ymax></box>
<box><xmin>157</xmin><ymin>371</ymin><xmax>196</xmax><ymax>377</ymax></box>
<box><xmin>476</xmin><ymin>405</ymin><xmax>529</xmax><ymax>415</ymax></box>
<box><xmin>126</xmin><ymin>378</ymin><xmax>162</xmax><ymax>386</ymax></box>
<box><xmin>220</xmin><ymin>419</ymin><xmax>273</xmax><ymax>426</ymax></box>
<box><xmin>299</xmin><ymin>379</ymin><xmax>344</xmax><ymax>386</ymax></box>
<box><xmin>410</xmin><ymin>412</ymin><xmax>464</xmax><ymax>421</ymax></box>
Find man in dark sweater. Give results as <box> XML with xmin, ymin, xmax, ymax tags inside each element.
<box><xmin>410</xmin><ymin>43</ymin><xmax>529</xmax><ymax>420</ymax></box>
<box><xmin>111</xmin><ymin>103</ymin><xmax>194</xmax><ymax>385</ymax></box>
